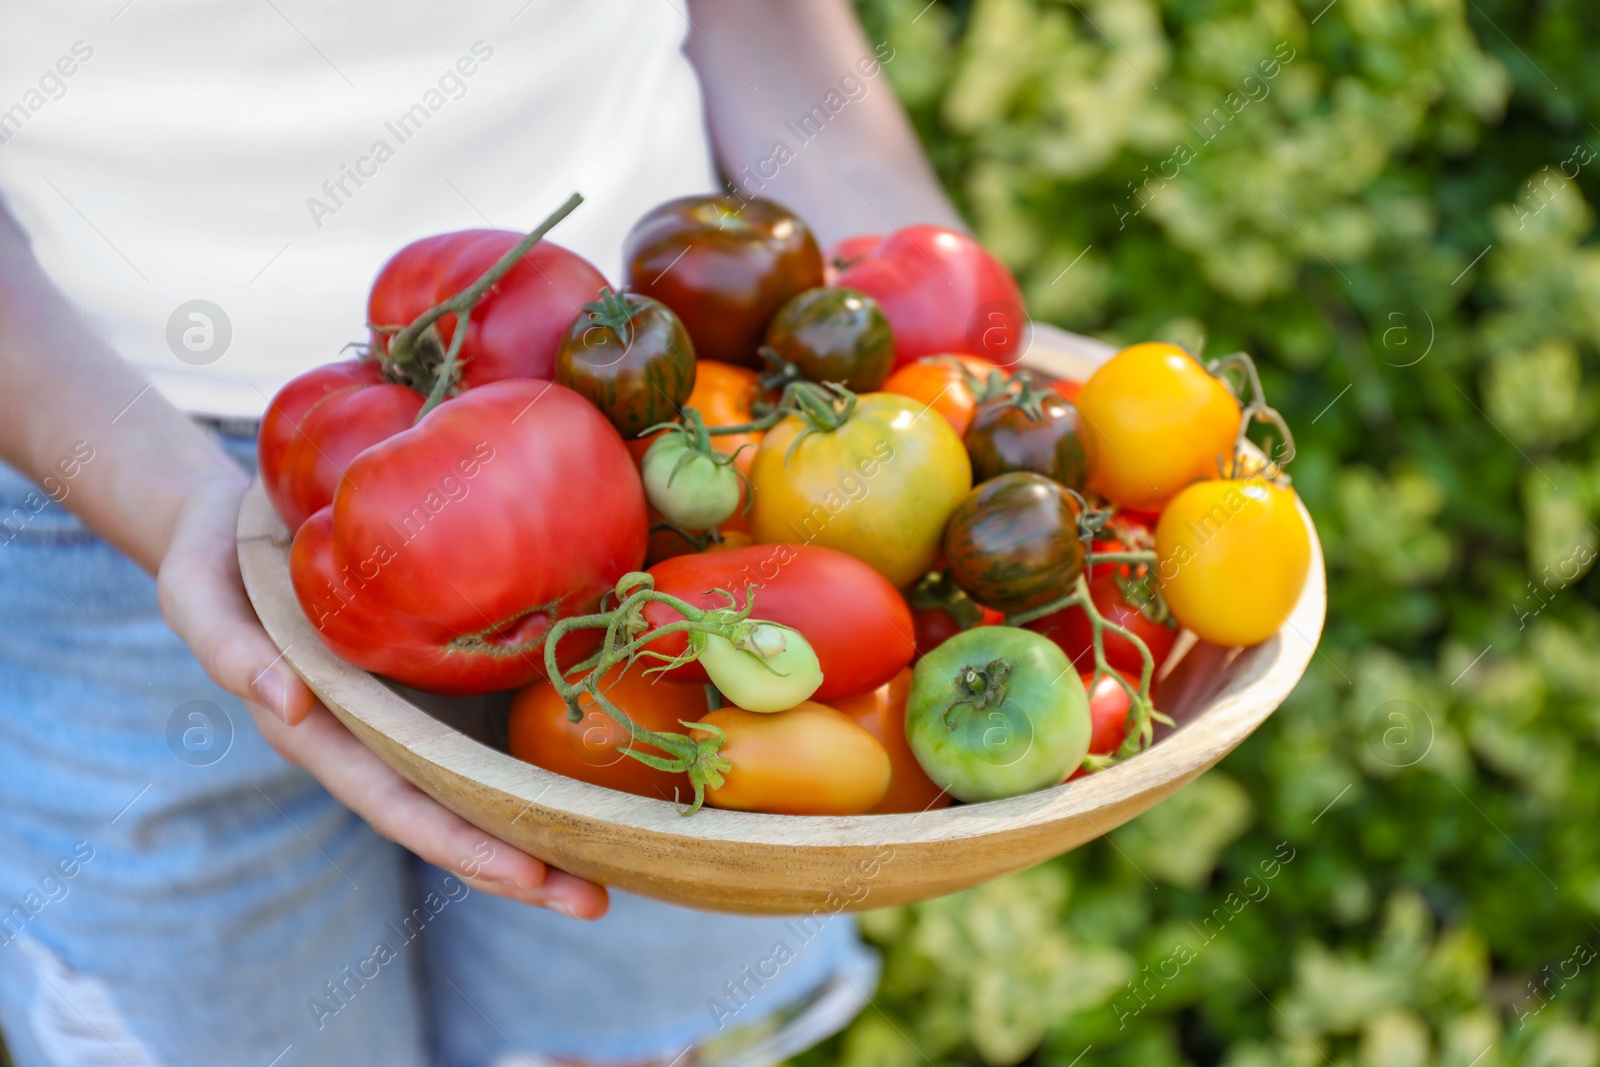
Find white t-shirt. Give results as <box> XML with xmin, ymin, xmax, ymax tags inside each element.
<box><xmin>0</xmin><ymin>1</ymin><xmax>718</xmax><ymax>416</ymax></box>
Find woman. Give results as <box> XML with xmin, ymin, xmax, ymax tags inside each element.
<box><xmin>0</xmin><ymin>0</ymin><xmax>961</xmax><ymax>1064</ymax></box>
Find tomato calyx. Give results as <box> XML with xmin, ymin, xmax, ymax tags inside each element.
<box><xmin>382</xmin><ymin>192</ymin><xmax>584</xmax><ymax>421</ymax></box>
<box><xmin>1205</xmin><ymin>350</ymin><xmax>1296</xmax><ymax>482</ymax></box>
<box><xmin>943</xmin><ymin>356</ymin><xmax>1014</xmax><ymax>407</ymax></box>
<box><xmin>940</xmin><ymin>658</ymin><xmax>1011</xmax><ymax>730</ymax></box>
<box><xmin>575</xmin><ymin>286</ymin><xmax>645</xmax><ymax>349</ymax></box>
<box><xmin>541</xmin><ymin>571</ymin><xmax>823</xmax><ymax>812</ymax></box>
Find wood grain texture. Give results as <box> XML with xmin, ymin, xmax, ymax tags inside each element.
<box><xmin>237</xmin><ymin>327</ymin><xmax>1325</xmax><ymax>914</ymax></box>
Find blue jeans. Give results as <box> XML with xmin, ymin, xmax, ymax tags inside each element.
<box><xmin>0</xmin><ymin>433</ymin><xmax>871</xmax><ymax>1066</ymax></box>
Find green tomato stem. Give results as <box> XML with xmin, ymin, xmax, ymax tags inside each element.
<box><xmin>536</xmin><ymin>574</ymin><xmax>769</xmax><ymax>812</ymax></box>
<box><xmin>395</xmin><ymin>192</ymin><xmax>584</xmax><ymax>418</ymax></box>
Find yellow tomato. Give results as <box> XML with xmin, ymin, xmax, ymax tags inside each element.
<box><xmin>1155</xmin><ymin>477</ymin><xmax>1311</xmax><ymax>646</ymax></box>
<box><xmin>1075</xmin><ymin>342</ymin><xmax>1241</xmax><ymax>510</ymax></box>
<box><xmin>749</xmin><ymin>392</ymin><xmax>972</xmax><ymax>587</ymax></box>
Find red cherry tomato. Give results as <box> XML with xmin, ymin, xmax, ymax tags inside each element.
<box><xmin>1066</xmin><ymin>670</ymin><xmax>1136</xmax><ymax>780</ymax></box>
<box><xmin>290</xmin><ymin>380</ymin><xmax>647</xmax><ymax>695</ymax></box>
<box><xmin>258</xmin><ymin>360</ymin><xmax>422</xmax><ymax>532</ymax></box>
<box><xmin>911</xmin><ymin>603</ymin><xmax>1005</xmax><ymax>659</ymax></box>
<box><xmin>1026</xmin><ymin>572</ymin><xmax>1178</xmax><ymax>678</ymax></box>
<box><xmin>1083</xmin><ymin>671</ymin><xmax>1134</xmax><ymax>756</ymax></box>
<box><xmin>637</xmin><ymin>543</ymin><xmax>915</xmax><ymax>701</ymax></box>
<box><xmin>508</xmin><ymin>660</ymin><xmax>709</xmax><ymax>802</ymax></box>
<box><xmin>832</xmin><ymin>669</ymin><xmax>952</xmax><ymax>814</ymax></box>
<box><xmin>368</xmin><ymin>230</ymin><xmax>608</xmax><ymax>387</ymax></box>
<box><xmin>835</xmin><ymin>226</ymin><xmax>1027</xmax><ymax>368</ymax></box>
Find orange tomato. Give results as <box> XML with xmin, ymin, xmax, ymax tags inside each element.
<box><xmin>508</xmin><ymin>660</ymin><xmax>710</xmax><ymax>802</ymax></box>
<box><xmin>693</xmin><ymin>702</ymin><xmax>891</xmax><ymax>815</ymax></box>
<box><xmin>832</xmin><ymin>669</ymin><xmax>952</xmax><ymax>814</ymax></box>
<box><xmin>1074</xmin><ymin>342</ymin><xmax>1241</xmax><ymax>511</ymax></box>
<box><xmin>881</xmin><ymin>354</ymin><xmax>1008</xmax><ymax>438</ymax></box>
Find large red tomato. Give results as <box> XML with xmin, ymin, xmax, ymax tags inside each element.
<box><xmin>290</xmin><ymin>380</ymin><xmax>647</xmax><ymax>695</ymax></box>
<box><xmin>368</xmin><ymin>230</ymin><xmax>608</xmax><ymax>387</ymax></box>
<box><xmin>636</xmin><ymin>543</ymin><xmax>915</xmax><ymax>700</ymax></box>
<box><xmin>834</xmin><ymin>227</ymin><xmax>1026</xmax><ymax>368</ymax></box>
<box><xmin>258</xmin><ymin>360</ymin><xmax>422</xmax><ymax>532</ymax></box>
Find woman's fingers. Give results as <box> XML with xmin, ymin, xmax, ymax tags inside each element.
<box><xmin>156</xmin><ymin>478</ymin><xmax>315</xmax><ymax>724</ymax></box>
<box><xmin>162</xmin><ymin>477</ymin><xmax>609</xmax><ymax>918</ymax></box>
<box><xmin>248</xmin><ymin>700</ymin><xmax>609</xmax><ymax>919</ymax></box>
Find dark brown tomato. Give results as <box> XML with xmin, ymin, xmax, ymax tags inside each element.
<box><xmin>555</xmin><ymin>290</ymin><xmax>697</xmax><ymax>439</ymax></box>
<box><xmin>943</xmin><ymin>472</ymin><xmax>1086</xmax><ymax>612</ymax></box>
<box><xmin>964</xmin><ymin>386</ymin><xmax>1097</xmax><ymax>491</ymax></box>
<box><xmin>623</xmin><ymin>196</ymin><xmax>823</xmax><ymax>368</ymax></box>
<box><xmin>763</xmin><ymin>287</ymin><xmax>895</xmax><ymax>392</ymax></box>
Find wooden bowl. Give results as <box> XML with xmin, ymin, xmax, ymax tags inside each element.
<box><xmin>238</xmin><ymin>327</ymin><xmax>1325</xmax><ymax>915</ymax></box>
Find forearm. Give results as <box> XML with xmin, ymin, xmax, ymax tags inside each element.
<box><xmin>0</xmin><ymin>206</ymin><xmax>243</xmax><ymax>573</ymax></box>
<box><xmin>685</xmin><ymin>0</ymin><xmax>964</xmax><ymax>246</ymax></box>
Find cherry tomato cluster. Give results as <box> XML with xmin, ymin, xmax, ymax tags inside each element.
<box><xmin>260</xmin><ymin>190</ymin><xmax>1310</xmax><ymax>818</ymax></box>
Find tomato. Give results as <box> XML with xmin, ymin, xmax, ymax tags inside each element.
<box><xmin>368</xmin><ymin>229</ymin><xmax>607</xmax><ymax>387</ymax></box>
<box><xmin>835</xmin><ymin>226</ymin><xmax>1027</xmax><ymax>367</ymax></box>
<box><xmin>1052</xmin><ymin>378</ymin><xmax>1083</xmax><ymax>403</ymax></box>
<box><xmin>749</xmin><ymin>391</ymin><xmax>972</xmax><ymax>587</ymax></box>
<box><xmin>554</xmin><ymin>289</ymin><xmax>696</xmax><ymax>439</ymax></box>
<box><xmin>905</xmin><ymin>627</ymin><xmax>1090</xmax><ymax>802</ymax></box>
<box><xmin>637</xmin><ymin>543</ymin><xmax>915</xmax><ymax>700</ymax></box>
<box><xmin>258</xmin><ymin>360</ymin><xmax>423</xmax><ymax>532</ymax></box>
<box><xmin>763</xmin><ymin>287</ymin><xmax>895</xmax><ymax>392</ymax></box>
<box><xmin>943</xmin><ymin>472</ymin><xmax>1085</xmax><ymax>612</ymax></box>
<box><xmin>881</xmin><ymin>355</ymin><xmax>1008</xmax><ymax>438</ymax></box>
<box><xmin>907</xmin><ymin>570</ymin><xmax>1004</xmax><ymax>659</ymax></box>
<box><xmin>1086</xmin><ymin>512</ymin><xmax>1153</xmax><ymax>580</ymax></box>
<box><xmin>912</xmin><ymin>603</ymin><xmax>1004</xmax><ymax>658</ymax></box>
<box><xmin>1074</xmin><ymin>342</ymin><xmax>1242</xmax><ymax>510</ymax></box>
<box><xmin>824</xmin><ymin>235</ymin><xmax>883</xmax><ymax>282</ymax></box>
<box><xmin>697</xmin><ymin>623</ymin><xmax>823</xmax><ymax>712</ymax></box>
<box><xmin>641</xmin><ymin>433</ymin><xmax>742</xmax><ymax>530</ymax></box>
<box><xmin>1155</xmin><ymin>477</ymin><xmax>1311</xmax><ymax>646</ymax></box>
<box><xmin>624</xmin><ymin>196</ymin><xmax>823</xmax><ymax>367</ymax></box>
<box><xmin>1082</xmin><ymin>671</ymin><xmax>1135</xmax><ymax>756</ymax></box>
<box><xmin>290</xmin><ymin>380</ymin><xmax>647</xmax><ymax>695</ymax></box>
<box><xmin>1027</xmin><ymin>572</ymin><xmax>1178</xmax><ymax>677</ymax></box>
<box><xmin>1064</xmin><ymin>671</ymin><xmax>1137</xmax><ymax>780</ymax></box>
<box><xmin>963</xmin><ymin>379</ymin><xmax>1097</xmax><ymax>491</ymax></box>
<box><xmin>833</xmin><ymin>669</ymin><xmax>952</xmax><ymax>814</ymax></box>
<box><xmin>693</xmin><ymin>702</ymin><xmax>890</xmax><ymax>815</ymax></box>
<box><xmin>508</xmin><ymin>660</ymin><xmax>708</xmax><ymax>802</ymax></box>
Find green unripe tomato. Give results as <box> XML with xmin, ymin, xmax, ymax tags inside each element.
<box><xmin>641</xmin><ymin>433</ymin><xmax>742</xmax><ymax>530</ymax></box>
<box><xmin>698</xmin><ymin>622</ymin><xmax>823</xmax><ymax>712</ymax></box>
<box><xmin>906</xmin><ymin>626</ymin><xmax>1090</xmax><ymax>802</ymax></box>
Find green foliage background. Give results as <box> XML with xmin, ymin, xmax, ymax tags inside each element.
<box><xmin>795</xmin><ymin>1</ymin><xmax>1600</xmax><ymax>1064</ymax></box>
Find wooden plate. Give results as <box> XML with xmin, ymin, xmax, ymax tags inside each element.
<box><xmin>237</xmin><ymin>327</ymin><xmax>1325</xmax><ymax>914</ymax></box>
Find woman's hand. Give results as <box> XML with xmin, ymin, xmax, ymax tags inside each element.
<box><xmin>156</xmin><ymin>474</ymin><xmax>609</xmax><ymax>919</ymax></box>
